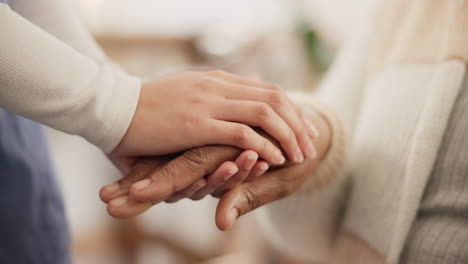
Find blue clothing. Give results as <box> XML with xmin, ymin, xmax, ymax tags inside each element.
<box><xmin>1</xmin><ymin>1</ymin><xmax>71</xmax><ymax>263</ymax></box>
<box><xmin>0</xmin><ymin>110</ymin><xmax>72</xmax><ymax>263</ymax></box>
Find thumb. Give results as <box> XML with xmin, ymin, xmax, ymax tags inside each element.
<box><xmin>215</xmin><ymin>175</ymin><xmax>285</xmax><ymax>231</ymax></box>
<box><xmin>130</xmin><ymin>146</ymin><xmax>240</xmax><ymax>202</ymax></box>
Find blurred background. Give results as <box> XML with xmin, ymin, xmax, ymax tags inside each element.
<box><xmin>46</xmin><ymin>0</ymin><xmax>363</xmax><ymax>263</ymax></box>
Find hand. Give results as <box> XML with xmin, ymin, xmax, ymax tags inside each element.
<box><xmin>101</xmin><ymin>105</ymin><xmax>329</xmax><ymax>227</ymax></box>
<box><xmin>215</xmin><ymin>106</ymin><xmax>331</xmax><ymax>230</ymax></box>
<box><xmin>104</xmin><ymin>148</ymin><xmax>267</xmax><ymax>206</ymax></box>
<box><xmin>112</xmin><ymin>70</ymin><xmax>317</xmax><ymax>165</ymax></box>
<box><xmin>100</xmin><ymin>146</ymin><xmax>249</xmax><ymax>218</ymax></box>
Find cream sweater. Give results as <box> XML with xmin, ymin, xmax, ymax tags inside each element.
<box><xmin>257</xmin><ymin>0</ymin><xmax>468</xmax><ymax>263</ymax></box>
<box><xmin>4</xmin><ymin>1</ymin><xmax>464</xmax><ymax>262</ymax></box>
<box><xmin>0</xmin><ymin>0</ymin><xmax>141</xmax><ymax>153</ymax></box>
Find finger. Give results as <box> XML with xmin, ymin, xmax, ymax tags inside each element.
<box><xmin>245</xmin><ymin>161</ymin><xmax>269</xmax><ymax>182</ymax></box>
<box><xmin>130</xmin><ymin>146</ymin><xmax>241</xmax><ymax>202</ymax></box>
<box><xmin>215</xmin><ymin>80</ymin><xmax>314</xmax><ymax>159</ymax></box>
<box><xmin>202</xmin><ymin>120</ymin><xmax>285</xmax><ymax>165</ymax></box>
<box><xmin>165</xmin><ymin>178</ymin><xmax>207</xmax><ymax>203</ymax></box>
<box><xmin>210</xmin><ymin>151</ymin><xmax>258</xmax><ymax>197</ymax></box>
<box><xmin>300</xmin><ymin>114</ymin><xmax>318</xmax><ymax>159</ymax></box>
<box><xmin>212</xmin><ymin>160</ymin><xmax>268</xmax><ymax>198</ymax></box>
<box><xmin>100</xmin><ymin>159</ymin><xmax>159</xmax><ymax>203</ymax></box>
<box><xmin>190</xmin><ymin>161</ymin><xmax>239</xmax><ymax>201</ymax></box>
<box><xmin>212</xmin><ymin>100</ymin><xmax>303</xmax><ymax>163</ymax></box>
<box><xmin>215</xmin><ymin>174</ymin><xmax>290</xmax><ymax>231</ymax></box>
<box><xmin>107</xmin><ymin>195</ymin><xmax>152</xmax><ymax>219</ymax></box>
<box><xmin>298</xmin><ymin>105</ymin><xmax>320</xmax><ymax>139</ymax></box>
<box><xmin>207</xmin><ymin>70</ymin><xmax>282</xmax><ymax>91</ymax></box>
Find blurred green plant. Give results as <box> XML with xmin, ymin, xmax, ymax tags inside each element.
<box><xmin>298</xmin><ymin>22</ymin><xmax>334</xmax><ymax>72</ymax></box>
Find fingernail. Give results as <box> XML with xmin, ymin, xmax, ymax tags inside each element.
<box><xmin>253</xmin><ymin>163</ymin><xmax>269</xmax><ymax>177</ymax></box>
<box><xmin>304</xmin><ymin>140</ymin><xmax>314</xmax><ymax>158</ymax></box>
<box><xmin>294</xmin><ymin>147</ymin><xmax>304</xmax><ymax>163</ymax></box>
<box><xmin>194</xmin><ymin>179</ymin><xmax>207</xmax><ymax>189</ymax></box>
<box><xmin>309</xmin><ymin>142</ymin><xmax>317</xmax><ymax>159</ymax></box>
<box><xmin>110</xmin><ymin>196</ymin><xmax>128</xmax><ymax>208</ymax></box>
<box><xmin>225</xmin><ymin>167</ymin><xmax>239</xmax><ymax>180</ymax></box>
<box><xmin>196</xmin><ymin>181</ymin><xmax>207</xmax><ymax>189</ymax></box>
<box><xmin>132</xmin><ymin>178</ymin><xmax>152</xmax><ymax>191</ymax></box>
<box><xmin>229</xmin><ymin>209</ymin><xmax>239</xmax><ymax>224</ymax></box>
<box><xmin>307</xmin><ymin>120</ymin><xmax>320</xmax><ymax>138</ymax></box>
<box><xmin>274</xmin><ymin>151</ymin><xmax>286</xmax><ymax>164</ymax></box>
<box><xmin>244</xmin><ymin>153</ymin><xmax>258</xmax><ymax>170</ymax></box>
<box><xmin>104</xmin><ymin>182</ymin><xmax>120</xmax><ymax>194</ymax></box>
<box><xmin>259</xmin><ymin>163</ymin><xmax>269</xmax><ymax>171</ymax></box>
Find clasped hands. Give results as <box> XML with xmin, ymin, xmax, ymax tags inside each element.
<box><xmin>100</xmin><ymin>71</ymin><xmax>331</xmax><ymax>231</ymax></box>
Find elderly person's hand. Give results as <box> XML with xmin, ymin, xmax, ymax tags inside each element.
<box><xmin>100</xmin><ymin>146</ymin><xmax>267</xmax><ymax>218</ymax></box>
<box><xmin>215</xmin><ymin>105</ymin><xmax>330</xmax><ymax>230</ymax></box>
<box><xmin>100</xmin><ymin>106</ymin><xmax>330</xmax><ymax>229</ymax></box>
<box><xmin>113</xmin><ymin>70</ymin><xmax>319</xmax><ymax>165</ymax></box>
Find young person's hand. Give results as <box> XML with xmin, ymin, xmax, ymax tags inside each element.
<box><xmin>112</xmin><ymin>70</ymin><xmax>317</xmax><ymax>165</ymax></box>
<box><xmin>215</xmin><ymin>105</ymin><xmax>331</xmax><ymax>230</ymax></box>
<box><xmin>100</xmin><ymin>105</ymin><xmax>330</xmax><ymax>226</ymax></box>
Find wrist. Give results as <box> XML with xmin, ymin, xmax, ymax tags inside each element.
<box><xmin>299</xmin><ymin>102</ymin><xmax>347</xmax><ymax>192</ymax></box>
<box><xmin>300</xmin><ymin>104</ymin><xmax>332</xmax><ymax>162</ymax></box>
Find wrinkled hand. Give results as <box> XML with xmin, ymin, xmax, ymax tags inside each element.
<box><xmin>113</xmin><ymin>70</ymin><xmax>318</xmax><ymax>165</ymax></box>
<box><xmin>101</xmin><ymin>146</ymin><xmax>262</xmax><ymax>218</ymax></box>
<box><xmin>101</xmin><ymin>106</ymin><xmax>329</xmax><ymax>230</ymax></box>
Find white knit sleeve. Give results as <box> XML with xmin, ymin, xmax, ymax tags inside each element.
<box><xmin>10</xmin><ymin>0</ymin><xmax>121</xmax><ymax>68</ymax></box>
<box><xmin>253</xmin><ymin>5</ymin><xmax>377</xmax><ymax>259</ymax></box>
<box><xmin>255</xmin><ymin>93</ymin><xmax>348</xmax><ymax>263</ymax></box>
<box><xmin>0</xmin><ymin>4</ymin><xmax>141</xmax><ymax>153</ymax></box>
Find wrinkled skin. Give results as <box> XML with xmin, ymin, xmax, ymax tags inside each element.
<box><xmin>100</xmin><ymin>105</ymin><xmax>330</xmax><ymax>231</ymax></box>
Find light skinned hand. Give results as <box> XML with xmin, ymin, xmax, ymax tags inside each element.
<box><xmin>112</xmin><ymin>70</ymin><xmax>317</xmax><ymax>165</ymax></box>
<box><xmin>100</xmin><ymin>105</ymin><xmax>329</xmax><ymax>230</ymax></box>
<box><xmin>215</xmin><ymin>105</ymin><xmax>330</xmax><ymax>230</ymax></box>
<box><xmin>103</xmin><ymin>104</ymin><xmax>319</xmax><ymax>208</ymax></box>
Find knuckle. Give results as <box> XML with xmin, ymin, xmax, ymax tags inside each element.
<box><xmin>181</xmin><ymin>149</ymin><xmax>211</xmax><ymax>178</ymax></box>
<box><xmin>187</xmin><ymin>96</ymin><xmax>205</xmax><ymax>105</ymax></box>
<box><xmin>193</xmin><ymin>77</ymin><xmax>216</xmax><ymax>92</ymax></box>
<box><xmin>126</xmin><ymin>160</ymin><xmax>154</xmax><ymax>182</ymax></box>
<box><xmin>268</xmin><ymin>91</ymin><xmax>285</xmax><ymax>108</ymax></box>
<box><xmin>283</xmin><ymin>130</ymin><xmax>296</xmax><ymax>147</ymax></box>
<box><xmin>277</xmin><ymin>177</ymin><xmax>297</xmax><ymax>197</ymax></box>
<box><xmin>182</xmin><ymin>114</ymin><xmax>203</xmax><ymax>129</ymax></box>
<box><xmin>242</xmin><ymin>188</ymin><xmax>261</xmax><ymax>213</ymax></box>
<box><xmin>232</xmin><ymin>125</ymin><xmax>251</xmax><ymax>144</ymax></box>
<box><xmin>299</xmin><ymin>131</ymin><xmax>311</xmax><ymax>144</ymax></box>
<box><xmin>260</xmin><ymin>139</ymin><xmax>269</xmax><ymax>153</ymax></box>
<box><xmin>256</xmin><ymin>103</ymin><xmax>272</xmax><ymax>118</ymax></box>
<box><xmin>268</xmin><ymin>83</ymin><xmax>282</xmax><ymax>91</ymax></box>
<box><xmin>157</xmin><ymin>166</ymin><xmax>179</xmax><ymax>193</ymax></box>
<box><xmin>183</xmin><ymin>148</ymin><xmax>209</xmax><ymax>166</ymax></box>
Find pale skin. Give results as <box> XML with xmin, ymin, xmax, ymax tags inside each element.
<box><xmin>100</xmin><ymin>104</ymin><xmax>331</xmax><ymax>231</ymax></box>
<box><xmin>104</xmin><ymin>104</ymin><xmax>387</xmax><ymax>264</ymax></box>
<box><xmin>113</xmin><ymin>70</ymin><xmax>318</xmax><ymax>165</ymax></box>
